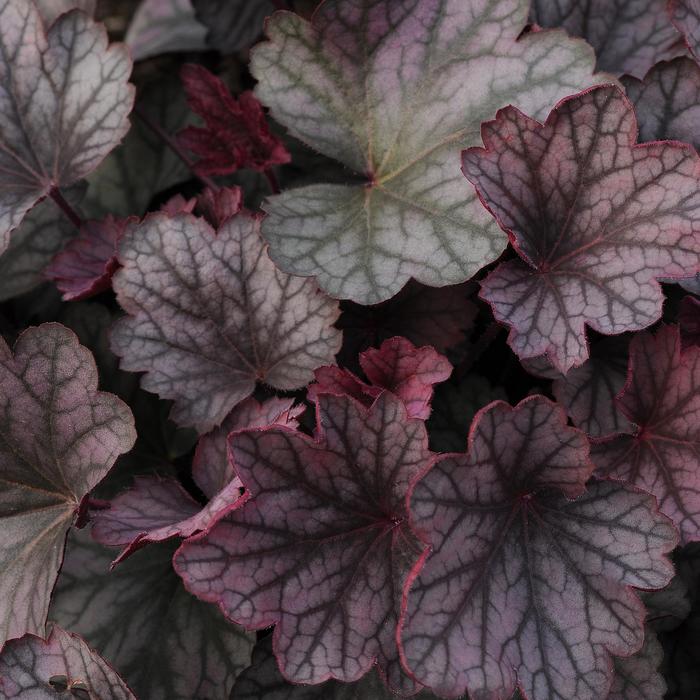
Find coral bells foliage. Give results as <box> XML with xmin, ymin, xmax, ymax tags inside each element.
<box><xmin>2</xmin><ymin>1</ymin><xmax>700</xmax><ymax>699</ymax></box>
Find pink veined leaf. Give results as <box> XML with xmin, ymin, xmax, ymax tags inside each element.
<box><xmin>44</xmin><ymin>215</ymin><xmax>138</xmax><ymax>301</ymax></box>
<box><xmin>608</xmin><ymin>631</ymin><xmax>666</xmax><ymax>700</ymax></box>
<box><xmin>529</xmin><ymin>0</ymin><xmax>686</xmax><ymax>78</ymax></box>
<box><xmin>552</xmin><ymin>337</ymin><xmax>634</xmax><ymax>437</ymax></box>
<box><xmin>591</xmin><ymin>325</ymin><xmax>700</xmax><ymax>544</ymax></box>
<box><xmin>671</xmin><ymin>0</ymin><xmax>700</xmax><ymax>59</ymax></box>
<box><xmin>309</xmin><ymin>337</ymin><xmax>452</xmax><ymax>420</ymax></box>
<box><xmin>177</xmin><ymin>63</ymin><xmax>290</xmax><ymax>178</ymax></box>
<box><xmin>110</xmin><ymin>210</ymin><xmax>341</xmax><ymax>433</ymax></box>
<box><xmin>399</xmin><ymin>395</ymin><xmax>677</xmax><ymax>700</ymax></box>
<box><xmin>0</xmin><ymin>323</ymin><xmax>135</xmax><ymax>648</ymax></box>
<box><xmin>0</xmin><ymin>0</ymin><xmax>133</xmax><ymax>251</ymax></box>
<box><xmin>175</xmin><ymin>392</ymin><xmax>435</xmax><ymax>694</ymax></box>
<box><xmin>463</xmin><ymin>85</ymin><xmax>700</xmax><ymax>373</ymax></box>
<box><xmin>0</xmin><ymin>625</ymin><xmax>135</xmax><ymax>699</ymax></box>
<box><xmin>679</xmin><ymin>295</ymin><xmax>700</xmax><ymax>346</ymax></box>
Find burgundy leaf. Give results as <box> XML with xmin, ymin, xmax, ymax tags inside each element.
<box><xmin>44</xmin><ymin>216</ymin><xmax>137</xmax><ymax>301</ymax></box>
<box><xmin>671</xmin><ymin>0</ymin><xmax>700</xmax><ymax>59</ymax></box>
<box><xmin>530</xmin><ymin>0</ymin><xmax>686</xmax><ymax>77</ymax></box>
<box><xmin>591</xmin><ymin>325</ymin><xmax>700</xmax><ymax>543</ymax></box>
<box><xmin>310</xmin><ymin>337</ymin><xmax>452</xmax><ymax>420</ymax></box>
<box><xmin>0</xmin><ymin>625</ymin><xmax>135</xmax><ymax>699</ymax></box>
<box><xmin>552</xmin><ymin>337</ymin><xmax>633</xmax><ymax>437</ymax></box>
<box><xmin>0</xmin><ymin>0</ymin><xmax>133</xmax><ymax>249</ymax></box>
<box><xmin>175</xmin><ymin>392</ymin><xmax>435</xmax><ymax>693</ymax></box>
<box><xmin>0</xmin><ymin>323</ymin><xmax>135</xmax><ymax>647</ymax></box>
<box><xmin>609</xmin><ymin>631</ymin><xmax>666</xmax><ymax>700</ymax></box>
<box><xmin>159</xmin><ymin>194</ymin><xmax>196</xmax><ymax>216</ymax></box>
<box><xmin>177</xmin><ymin>64</ymin><xmax>290</xmax><ymax>177</ymax></box>
<box><xmin>400</xmin><ymin>396</ymin><xmax>677</xmax><ymax>700</ymax></box>
<box><xmin>463</xmin><ymin>85</ymin><xmax>700</xmax><ymax>373</ymax></box>
<box><xmin>110</xmin><ymin>211</ymin><xmax>341</xmax><ymax>433</ymax></box>
<box><xmin>680</xmin><ymin>295</ymin><xmax>700</xmax><ymax>346</ymax></box>
<box><xmin>196</xmin><ymin>185</ymin><xmax>243</xmax><ymax>229</ymax></box>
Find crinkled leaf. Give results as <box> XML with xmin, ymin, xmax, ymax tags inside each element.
<box><xmin>178</xmin><ymin>64</ymin><xmax>290</xmax><ymax>178</ymax></box>
<box><xmin>591</xmin><ymin>325</ymin><xmax>700</xmax><ymax>543</ymax></box>
<box><xmin>463</xmin><ymin>85</ymin><xmax>700</xmax><ymax>373</ymax></box>
<box><xmin>552</xmin><ymin>337</ymin><xmax>633</xmax><ymax>437</ymax></box>
<box><xmin>35</xmin><ymin>0</ymin><xmax>95</xmax><ymax>25</ymax></box>
<box><xmin>110</xmin><ymin>211</ymin><xmax>341</xmax><ymax>433</ymax></box>
<box><xmin>0</xmin><ymin>625</ymin><xmax>135</xmax><ymax>699</ymax></box>
<box><xmin>252</xmin><ymin>0</ymin><xmax>608</xmax><ymax>303</ymax></box>
<box><xmin>337</xmin><ymin>281</ymin><xmax>476</xmax><ymax>372</ymax></box>
<box><xmin>530</xmin><ymin>0</ymin><xmax>686</xmax><ymax>78</ymax></box>
<box><xmin>192</xmin><ymin>0</ymin><xmax>273</xmax><ymax>54</ymax></box>
<box><xmin>45</xmin><ymin>216</ymin><xmax>137</xmax><ymax>301</ymax></box>
<box><xmin>125</xmin><ymin>0</ymin><xmax>207</xmax><ymax>61</ymax></box>
<box><xmin>400</xmin><ymin>396</ymin><xmax>677</xmax><ymax>700</ymax></box>
<box><xmin>49</xmin><ymin>531</ymin><xmax>253</xmax><ymax>700</ymax></box>
<box><xmin>175</xmin><ymin>393</ymin><xmax>434</xmax><ymax>692</ymax></box>
<box><xmin>0</xmin><ymin>323</ymin><xmax>135</xmax><ymax>647</ymax></box>
<box><xmin>609</xmin><ymin>631</ymin><xmax>666</xmax><ymax>700</ymax></box>
<box><xmin>0</xmin><ymin>0</ymin><xmax>133</xmax><ymax>249</ymax></box>
<box><xmin>671</xmin><ymin>0</ymin><xmax>700</xmax><ymax>59</ymax></box>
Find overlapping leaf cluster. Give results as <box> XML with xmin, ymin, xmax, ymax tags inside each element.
<box><xmin>0</xmin><ymin>1</ymin><xmax>699</xmax><ymax>699</ymax></box>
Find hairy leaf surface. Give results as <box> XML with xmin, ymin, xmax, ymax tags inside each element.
<box><xmin>671</xmin><ymin>0</ymin><xmax>700</xmax><ymax>59</ymax></box>
<box><xmin>110</xmin><ymin>211</ymin><xmax>341</xmax><ymax>433</ymax></box>
<box><xmin>0</xmin><ymin>625</ymin><xmax>135</xmax><ymax>699</ymax></box>
<box><xmin>175</xmin><ymin>393</ymin><xmax>434</xmax><ymax>692</ymax></box>
<box><xmin>591</xmin><ymin>325</ymin><xmax>700</xmax><ymax>543</ymax></box>
<box><xmin>0</xmin><ymin>323</ymin><xmax>135</xmax><ymax>647</ymax></box>
<box><xmin>400</xmin><ymin>396</ymin><xmax>677</xmax><ymax>700</ymax></box>
<box><xmin>464</xmin><ymin>86</ymin><xmax>700</xmax><ymax>372</ymax></box>
<box><xmin>252</xmin><ymin>0</ymin><xmax>607</xmax><ymax>303</ymax></box>
<box><xmin>0</xmin><ymin>0</ymin><xmax>133</xmax><ymax>250</ymax></box>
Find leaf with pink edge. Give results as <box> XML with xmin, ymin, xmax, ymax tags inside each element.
<box><xmin>671</xmin><ymin>0</ymin><xmax>700</xmax><ymax>59</ymax></box>
<box><xmin>591</xmin><ymin>325</ymin><xmax>700</xmax><ymax>543</ymax></box>
<box><xmin>399</xmin><ymin>395</ymin><xmax>677</xmax><ymax>700</ymax></box>
<box><xmin>0</xmin><ymin>323</ymin><xmax>135</xmax><ymax>648</ymax></box>
<box><xmin>0</xmin><ymin>0</ymin><xmax>133</xmax><ymax>251</ymax></box>
<box><xmin>110</xmin><ymin>211</ymin><xmax>341</xmax><ymax>433</ymax></box>
<box><xmin>0</xmin><ymin>625</ymin><xmax>135</xmax><ymax>699</ymax></box>
<box><xmin>463</xmin><ymin>85</ymin><xmax>700</xmax><ymax>373</ymax></box>
<box><xmin>175</xmin><ymin>392</ymin><xmax>435</xmax><ymax>693</ymax></box>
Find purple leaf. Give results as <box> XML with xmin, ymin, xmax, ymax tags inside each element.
<box><xmin>0</xmin><ymin>625</ymin><xmax>135</xmax><ymax>699</ymax></box>
<box><xmin>400</xmin><ymin>396</ymin><xmax>677</xmax><ymax>700</ymax></box>
<box><xmin>0</xmin><ymin>0</ymin><xmax>133</xmax><ymax>250</ymax></box>
<box><xmin>530</xmin><ymin>0</ymin><xmax>686</xmax><ymax>77</ymax></box>
<box><xmin>609</xmin><ymin>631</ymin><xmax>666</xmax><ymax>700</ymax></box>
<box><xmin>591</xmin><ymin>325</ymin><xmax>700</xmax><ymax>543</ymax></box>
<box><xmin>110</xmin><ymin>211</ymin><xmax>341</xmax><ymax>433</ymax></box>
<box><xmin>0</xmin><ymin>323</ymin><xmax>135</xmax><ymax>647</ymax></box>
<box><xmin>175</xmin><ymin>392</ymin><xmax>435</xmax><ymax>693</ymax></box>
<box><xmin>671</xmin><ymin>0</ymin><xmax>700</xmax><ymax>60</ymax></box>
<box><xmin>45</xmin><ymin>216</ymin><xmax>138</xmax><ymax>301</ymax></box>
<box><xmin>463</xmin><ymin>85</ymin><xmax>700</xmax><ymax>373</ymax></box>
<box><xmin>552</xmin><ymin>337</ymin><xmax>633</xmax><ymax>437</ymax></box>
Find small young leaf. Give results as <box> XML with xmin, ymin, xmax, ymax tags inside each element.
<box><xmin>671</xmin><ymin>0</ymin><xmax>700</xmax><ymax>59</ymax></box>
<box><xmin>251</xmin><ymin>0</ymin><xmax>608</xmax><ymax>303</ymax></box>
<box><xmin>463</xmin><ymin>85</ymin><xmax>700</xmax><ymax>373</ymax></box>
<box><xmin>192</xmin><ymin>0</ymin><xmax>273</xmax><ymax>54</ymax></box>
<box><xmin>110</xmin><ymin>211</ymin><xmax>341</xmax><ymax>433</ymax></box>
<box><xmin>591</xmin><ymin>325</ymin><xmax>700</xmax><ymax>543</ymax></box>
<box><xmin>0</xmin><ymin>323</ymin><xmax>135</xmax><ymax>647</ymax></box>
<box><xmin>0</xmin><ymin>0</ymin><xmax>133</xmax><ymax>249</ymax></box>
<box><xmin>175</xmin><ymin>393</ymin><xmax>435</xmax><ymax>692</ymax></box>
<box><xmin>0</xmin><ymin>625</ymin><xmax>135</xmax><ymax>699</ymax></box>
<box><xmin>400</xmin><ymin>396</ymin><xmax>677</xmax><ymax>700</ymax></box>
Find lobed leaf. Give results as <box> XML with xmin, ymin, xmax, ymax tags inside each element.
<box><xmin>0</xmin><ymin>323</ymin><xmax>135</xmax><ymax>647</ymax></box>
<box><xmin>0</xmin><ymin>0</ymin><xmax>133</xmax><ymax>250</ymax></box>
<box><xmin>110</xmin><ymin>211</ymin><xmax>341</xmax><ymax>433</ymax></box>
<box><xmin>591</xmin><ymin>325</ymin><xmax>700</xmax><ymax>543</ymax></box>
<box><xmin>251</xmin><ymin>0</ymin><xmax>609</xmax><ymax>303</ymax></box>
<box><xmin>464</xmin><ymin>85</ymin><xmax>700</xmax><ymax>373</ymax></box>
<box><xmin>400</xmin><ymin>396</ymin><xmax>677</xmax><ymax>700</ymax></box>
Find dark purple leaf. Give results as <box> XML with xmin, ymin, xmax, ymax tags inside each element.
<box><xmin>400</xmin><ymin>396</ymin><xmax>677</xmax><ymax>700</ymax></box>
<box><xmin>175</xmin><ymin>392</ymin><xmax>434</xmax><ymax>693</ymax></box>
<box><xmin>463</xmin><ymin>85</ymin><xmax>700</xmax><ymax>373</ymax></box>
<box><xmin>0</xmin><ymin>323</ymin><xmax>135</xmax><ymax>647</ymax></box>
<box><xmin>591</xmin><ymin>325</ymin><xmax>700</xmax><ymax>543</ymax></box>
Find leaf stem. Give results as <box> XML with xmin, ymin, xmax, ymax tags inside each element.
<box><xmin>264</xmin><ymin>168</ymin><xmax>280</xmax><ymax>194</ymax></box>
<box><xmin>49</xmin><ymin>187</ymin><xmax>83</xmax><ymax>229</ymax></box>
<box><xmin>133</xmin><ymin>102</ymin><xmax>218</xmax><ymax>191</ymax></box>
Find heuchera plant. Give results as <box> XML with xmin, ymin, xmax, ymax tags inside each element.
<box><xmin>0</xmin><ymin>1</ymin><xmax>699</xmax><ymax>699</ymax></box>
